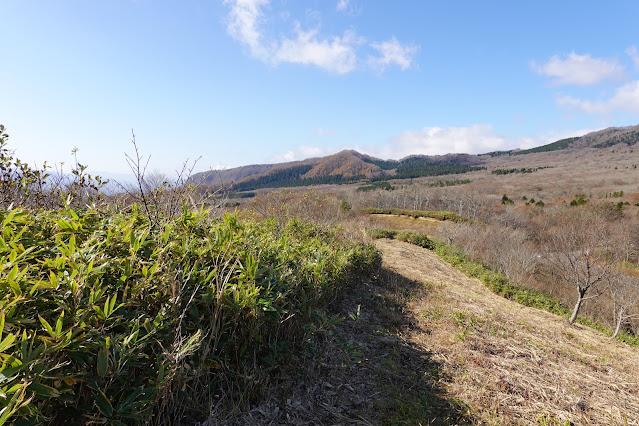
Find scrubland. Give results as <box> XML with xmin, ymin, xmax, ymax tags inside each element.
<box><xmin>2</xmin><ymin>124</ymin><xmax>639</xmax><ymax>424</ymax></box>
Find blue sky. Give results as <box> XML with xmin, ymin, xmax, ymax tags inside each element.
<box><xmin>2</xmin><ymin>1</ymin><xmax>639</xmax><ymax>176</ymax></box>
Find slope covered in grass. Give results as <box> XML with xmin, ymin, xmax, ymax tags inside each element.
<box><xmin>376</xmin><ymin>239</ymin><xmax>639</xmax><ymax>424</ymax></box>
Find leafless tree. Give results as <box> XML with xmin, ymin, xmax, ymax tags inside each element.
<box><xmin>490</xmin><ymin>227</ymin><xmax>538</xmax><ymax>287</ymax></box>
<box><xmin>610</xmin><ymin>273</ymin><xmax>639</xmax><ymax>338</ymax></box>
<box><xmin>437</xmin><ymin>221</ymin><xmax>470</xmax><ymax>246</ymax></box>
<box><xmin>615</xmin><ymin>219</ymin><xmax>639</xmax><ymax>267</ymax></box>
<box><xmin>544</xmin><ymin>208</ymin><xmax>618</xmax><ymax>323</ymax></box>
<box><xmin>119</xmin><ymin>130</ymin><xmax>205</xmax><ymax>227</ymax></box>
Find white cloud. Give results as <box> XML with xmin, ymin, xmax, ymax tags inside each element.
<box><xmin>224</xmin><ymin>0</ymin><xmax>270</xmax><ymax>60</ymax></box>
<box><xmin>223</xmin><ymin>0</ymin><xmax>418</xmax><ymax>74</ymax></box>
<box><xmin>271</xmin><ymin>145</ymin><xmax>339</xmax><ymax>162</ymax></box>
<box><xmin>369</xmin><ymin>37</ymin><xmax>419</xmax><ymax>71</ymax></box>
<box><xmin>532</xmin><ymin>52</ymin><xmax>625</xmax><ymax>86</ymax></box>
<box><xmin>558</xmin><ymin>80</ymin><xmax>639</xmax><ymax>115</ymax></box>
<box><xmin>274</xmin><ymin>26</ymin><xmax>359</xmax><ymax>74</ymax></box>
<box><xmin>336</xmin><ymin>0</ymin><xmax>349</xmax><ymax>12</ymax></box>
<box><xmin>374</xmin><ymin>125</ymin><xmax>507</xmax><ymax>158</ymax></box>
<box><xmin>627</xmin><ymin>46</ymin><xmax>639</xmax><ymax>70</ymax></box>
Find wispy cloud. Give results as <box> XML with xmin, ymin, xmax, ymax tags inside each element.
<box><xmin>558</xmin><ymin>80</ymin><xmax>639</xmax><ymax>115</ymax></box>
<box><xmin>532</xmin><ymin>52</ymin><xmax>625</xmax><ymax>86</ymax></box>
<box><xmin>271</xmin><ymin>145</ymin><xmax>339</xmax><ymax>162</ymax></box>
<box><xmin>224</xmin><ymin>0</ymin><xmax>270</xmax><ymax>60</ymax></box>
<box><xmin>336</xmin><ymin>0</ymin><xmax>349</xmax><ymax>12</ymax></box>
<box><xmin>627</xmin><ymin>46</ymin><xmax>639</xmax><ymax>71</ymax></box>
<box><xmin>274</xmin><ymin>26</ymin><xmax>360</xmax><ymax>74</ymax></box>
<box><xmin>315</xmin><ymin>127</ymin><xmax>337</xmax><ymax>137</ymax></box>
<box><xmin>223</xmin><ymin>0</ymin><xmax>418</xmax><ymax>74</ymax></box>
<box><xmin>369</xmin><ymin>37</ymin><xmax>419</xmax><ymax>71</ymax></box>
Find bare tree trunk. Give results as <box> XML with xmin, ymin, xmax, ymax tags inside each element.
<box><xmin>613</xmin><ymin>311</ymin><xmax>624</xmax><ymax>338</ymax></box>
<box><xmin>569</xmin><ymin>292</ymin><xmax>584</xmax><ymax>324</ymax></box>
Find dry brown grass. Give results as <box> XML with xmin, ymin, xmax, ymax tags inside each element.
<box><xmin>377</xmin><ymin>238</ymin><xmax>639</xmax><ymax>425</ymax></box>
<box><xmin>363</xmin><ymin>213</ymin><xmax>443</xmax><ymax>235</ymax></box>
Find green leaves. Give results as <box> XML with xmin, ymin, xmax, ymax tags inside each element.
<box><xmin>97</xmin><ymin>346</ymin><xmax>108</xmax><ymax>378</ymax></box>
<box><xmin>94</xmin><ymin>389</ymin><xmax>113</xmax><ymax>417</ymax></box>
<box><xmin>0</xmin><ymin>207</ymin><xmax>379</xmax><ymax>424</ymax></box>
<box><xmin>92</xmin><ymin>294</ymin><xmax>123</xmax><ymax>320</ymax></box>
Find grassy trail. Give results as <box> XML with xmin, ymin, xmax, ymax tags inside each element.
<box><xmin>374</xmin><ymin>238</ymin><xmax>639</xmax><ymax>425</ymax></box>
<box><xmin>220</xmin><ymin>237</ymin><xmax>639</xmax><ymax>425</ymax></box>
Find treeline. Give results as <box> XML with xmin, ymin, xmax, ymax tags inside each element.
<box><xmin>357</xmin><ymin>181</ymin><xmax>395</xmax><ymax>192</ymax></box>
<box><xmin>392</xmin><ymin>158</ymin><xmax>485</xmax><ymax>179</ymax></box>
<box><xmin>593</xmin><ymin>129</ymin><xmax>639</xmax><ymax>148</ymax></box>
<box><xmin>481</xmin><ymin>136</ymin><xmax>580</xmax><ymax>158</ymax></box>
<box><xmin>491</xmin><ymin>166</ymin><xmax>551</xmax><ymax>175</ymax></box>
<box><xmin>231</xmin><ymin>165</ymin><xmax>365</xmax><ymax>191</ymax></box>
<box><xmin>512</xmin><ymin>137</ymin><xmax>580</xmax><ymax>155</ymax></box>
<box><xmin>428</xmin><ymin>179</ymin><xmax>471</xmax><ymax>187</ymax></box>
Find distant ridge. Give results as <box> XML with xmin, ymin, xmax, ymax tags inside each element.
<box><xmin>575</xmin><ymin>124</ymin><xmax>639</xmax><ymax>149</ymax></box>
<box><xmin>193</xmin><ymin>150</ymin><xmax>486</xmax><ymax>191</ymax></box>
<box><xmin>190</xmin><ymin>124</ymin><xmax>639</xmax><ymax>191</ymax></box>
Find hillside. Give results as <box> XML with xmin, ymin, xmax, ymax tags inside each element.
<box><xmin>193</xmin><ymin>125</ymin><xmax>639</xmax><ymax>192</ymax></box>
<box><xmin>194</xmin><ymin>161</ymin><xmax>310</xmax><ymax>185</ymax></box>
<box><xmin>300</xmin><ymin>150</ymin><xmax>383</xmax><ymax>179</ymax></box>
<box><xmin>195</xmin><ymin>150</ymin><xmax>488</xmax><ymax>192</ymax></box>
<box><xmin>575</xmin><ymin>124</ymin><xmax>639</xmax><ymax>149</ymax></box>
<box><xmin>211</xmin><ymin>238</ymin><xmax>639</xmax><ymax>425</ymax></box>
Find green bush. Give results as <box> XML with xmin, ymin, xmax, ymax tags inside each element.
<box><xmin>366</xmin><ymin>227</ymin><xmax>398</xmax><ymax>239</ymax></box>
<box><xmin>396</xmin><ymin>232</ymin><xmax>436</xmax><ymax>249</ymax></box>
<box><xmin>0</xmin><ymin>208</ymin><xmax>379</xmax><ymax>424</ymax></box>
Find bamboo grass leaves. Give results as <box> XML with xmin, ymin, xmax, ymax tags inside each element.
<box><xmin>0</xmin><ymin>208</ymin><xmax>379</xmax><ymax>424</ymax></box>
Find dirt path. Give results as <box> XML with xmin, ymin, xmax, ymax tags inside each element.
<box><xmin>208</xmin><ymin>239</ymin><xmax>639</xmax><ymax>425</ymax></box>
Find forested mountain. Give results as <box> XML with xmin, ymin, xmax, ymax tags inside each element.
<box><xmin>191</xmin><ymin>125</ymin><xmax>639</xmax><ymax>192</ymax></box>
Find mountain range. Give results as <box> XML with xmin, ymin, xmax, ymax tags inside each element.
<box><xmin>192</xmin><ymin>124</ymin><xmax>639</xmax><ymax>191</ymax></box>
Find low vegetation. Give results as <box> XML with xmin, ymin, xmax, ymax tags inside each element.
<box><xmin>428</xmin><ymin>178</ymin><xmax>471</xmax><ymax>187</ymax></box>
<box><xmin>491</xmin><ymin>166</ymin><xmax>551</xmax><ymax>175</ymax></box>
<box><xmin>0</xmin><ymin>126</ymin><xmax>381</xmax><ymax>424</ymax></box>
<box><xmin>366</xmin><ymin>226</ymin><xmax>639</xmax><ymax>347</ymax></box>
<box><xmin>0</xmin><ymin>207</ymin><xmax>379</xmax><ymax>424</ymax></box>
<box><xmin>356</xmin><ymin>181</ymin><xmax>395</xmax><ymax>192</ymax></box>
<box><xmin>364</xmin><ymin>207</ymin><xmax>472</xmax><ymax>223</ymax></box>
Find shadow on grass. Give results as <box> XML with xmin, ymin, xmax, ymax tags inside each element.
<box><xmin>205</xmin><ymin>266</ymin><xmax>475</xmax><ymax>425</ymax></box>
<box><xmin>329</xmin><ymin>267</ymin><xmax>475</xmax><ymax>425</ymax></box>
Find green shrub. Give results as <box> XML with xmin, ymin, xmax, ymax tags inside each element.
<box><xmin>396</xmin><ymin>231</ymin><xmax>436</xmax><ymax>250</ymax></box>
<box><xmin>0</xmin><ymin>208</ymin><xmax>379</xmax><ymax>424</ymax></box>
<box><xmin>570</xmin><ymin>194</ymin><xmax>588</xmax><ymax>206</ymax></box>
<box><xmin>366</xmin><ymin>227</ymin><xmax>398</xmax><ymax>239</ymax></box>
